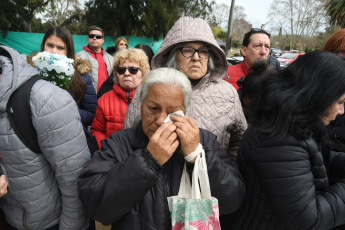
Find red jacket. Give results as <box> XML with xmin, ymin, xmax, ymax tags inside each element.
<box><xmin>91</xmin><ymin>84</ymin><xmax>136</xmax><ymax>148</ymax></box>
<box><xmin>223</xmin><ymin>61</ymin><xmax>249</xmax><ymax>90</ymax></box>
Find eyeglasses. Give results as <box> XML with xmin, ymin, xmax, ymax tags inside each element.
<box><xmin>119</xmin><ymin>43</ymin><xmax>127</xmax><ymax>46</ymax></box>
<box><xmin>117</xmin><ymin>66</ymin><xmax>141</xmax><ymax>75</ymax></box>
<box><xmin>242</xmin><ymin>28</ymin><xmax>271</xmax><ymax>47</ymax></box>
<box><xmin>178</xmin><ymin>47</ymin><xmax>212</xmax><ymax>59</ymax></box>
<box><xmin>250</xmin><ymin>28</ymin><xmax>271</xmax><ymax>37</ymax></box>
<box><xmin>88</xmin><ymin>34</ymin><xmax>103</xmax><ymax>39</ymax></box>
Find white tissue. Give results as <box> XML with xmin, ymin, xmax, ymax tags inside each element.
<box><xmin>163</xmin><ymin>110</ymin><xmax>184</xmax><ymax>124</ymax></box>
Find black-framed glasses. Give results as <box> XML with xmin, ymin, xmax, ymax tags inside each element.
<box><xmin>116</xmin><ymin>66</ymin><xmax>141</xmax><ymax>75</ymax></box>
<box><xmin>88</xmin><ymin>34</ymin><xmax>103</xmax><ymax>39</ymax></box>
<box><xmin>178</xmin><ymin>47</ymin><xmax>212</xmax><ymax>59</ymax></box>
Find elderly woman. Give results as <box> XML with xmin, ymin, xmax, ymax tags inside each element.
<box><xmin>123</xmin><ymin>16</ymin><xmax>247</xmax><ymax>159</ymax></box>
<box><xmin>78</xmin><ymin>68</ymin><xmax>245</xmax><ymax>229</ymax></box>
<box><xmin>91</xmin><ymin>48</ymin><xmax>150</xmax><ymax>148</ymax></box>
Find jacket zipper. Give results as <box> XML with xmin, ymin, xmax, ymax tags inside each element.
<box><xmin>23</xmin><ymin>210</ymin><xmax>30</xmax><ymax>230</ymax></box>
<box><xmin>164</xmin><ymin>161</ymin><xmax>172</xmax><ymax>229</ymax></box>
<box><xmin>126</xmin><ymin>92</ymin><xmax>130</xmax><ymax>106</ymax></box>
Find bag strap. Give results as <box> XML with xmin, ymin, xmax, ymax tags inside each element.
<box><xmin>178</xmin><ymin>144</ymin><xmax>212</xmax><ymax>199</ymax></box>
<box><xmin>6</xmin><ymin>75</ymin><xmax>41</xmax><ymax>153</ymax></box>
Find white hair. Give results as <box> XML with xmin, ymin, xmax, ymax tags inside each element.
<box><xmin>140</xmin><ymin>68</ymin><xmax>192</xmax><ymax>109</ymax></box>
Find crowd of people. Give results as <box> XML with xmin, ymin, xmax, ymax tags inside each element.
<box><xmin>1</xmin><ymin>15</ymin><xmax>345</xmax><ymax>230</ymax></box>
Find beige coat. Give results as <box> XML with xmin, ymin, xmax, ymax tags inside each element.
<box><xmin>123</xmin><ymin>16</ymin><xmax>247</xmax><ymax>158</ymax></box>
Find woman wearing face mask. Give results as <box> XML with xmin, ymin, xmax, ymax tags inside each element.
<box><xmin>38</xmin><ymin>26</ymin><xmax>97</xmax><ymax>127</ymax></box>
<box><xmin>90</xmin><ymin>48</ymin><xmax>150</xmax><ymax>148</ymax></box>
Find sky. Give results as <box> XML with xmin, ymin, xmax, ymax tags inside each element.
<box><xmin>215</xmin><ymin>0</ymin><xmax>274</xmax><ymax>28</ymax></box>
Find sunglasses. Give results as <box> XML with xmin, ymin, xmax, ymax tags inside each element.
<box><xmin>117</xmin><ymin>66</ymin><xmax>141</xmax><ymax>75</ymax></box>
<box><xmin>119</xmin><ymin>43</ymin><xmax>127</xmax><ymax>46</ymax></box>
<box><xmin>249</xmin><ymin>28</ymin><xmax>271</xmax><ymax>37</ymax></box>
<box><xmin>88</xmin><ymin>34</ymin><xmax>103</xmax><ymax>39</ymax></box>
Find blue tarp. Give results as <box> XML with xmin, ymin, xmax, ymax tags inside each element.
<box><xmin>0</xmin><ymin>31</ymin><xmax>163</xmax><ymax>55</ymax></box>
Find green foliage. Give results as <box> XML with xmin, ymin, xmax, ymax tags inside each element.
<box><xmin>183</xmin><ymin>0</ymin><xmax>215</xmax><ymax>20</ymax></box>
<box><xmin>83</xmin><ymin>0</ymin><xmax>213</xmax><ymax>40</ymax></box>
<box><xmin>0</xmin><ymin>0</ymin><xmax>17</xmax><ymax>37</ymax></box>
<box><xmin>326</xmin><ymin>0</ymin><xmax>345</xmax><ymax>28</ymax></box>
<box><xmin>232</xmin><ymin>40</ymin><xmax>241</xmax><ymax>48</ymax></box>
<box><xmin>0</xmin><ymin>0</ymin><xmax>48</xmax><ymax>36</ymax></box>
<box><xmin>211</xmin><ymin>26</ymin><xmax>224</xmax><ymax>38</ymax></box>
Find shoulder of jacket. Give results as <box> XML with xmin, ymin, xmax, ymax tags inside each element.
<box><xmin>31</xmin><ymin>80</ymin><xmax>74</xmax><ymax>107</ymax></box>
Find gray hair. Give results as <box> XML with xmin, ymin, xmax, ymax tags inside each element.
<box><xmin>140</xmin><ymin>68</ymin><xmax>192</xmax><ymax>109</ymax></box>
<box><xmin>166</xmin><ymin>44</ymin><xmax>215</xmax><ymax>72</ymax></box>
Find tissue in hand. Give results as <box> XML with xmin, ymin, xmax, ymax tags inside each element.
<box><xmin>163</xmin><ymin>110</ymin><xmax>184</xmax><ymax>124</ymax></box>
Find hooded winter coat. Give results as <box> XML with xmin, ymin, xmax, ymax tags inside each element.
<box><xmin>0</xmin><ymin>45</ymin><xmax>91</xmax><ymax>230</ymax></box>
<box><xmin>123</xmin><ymin>17</ymin><xmax>247</xmax><ymax>158</ymax></box>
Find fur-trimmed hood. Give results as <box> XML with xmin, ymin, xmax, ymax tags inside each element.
<box><xmin>27</xmin><ymin>53</ymin><xmax>92</xmax><ymax>75</ymax></box>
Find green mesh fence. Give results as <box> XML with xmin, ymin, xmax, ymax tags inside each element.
<box><xmin>0</xmin><ymin>31</ymin><xmax>163</xmax><ymax>55</ymax></box>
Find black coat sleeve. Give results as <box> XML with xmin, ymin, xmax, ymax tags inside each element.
<box><xmin>200</xmin><ymin>129</ymin><xmax>246</xmax><ymax>214</ymax></box>
<box><xmin>77</xmin><ymin>135</ymin><xmax>161</xmax><ymax>224</ymax></box>
<box><xmin>250</xmin><ymin>139</ymin><xmax>345</xmax><ymax>230</ymax></box>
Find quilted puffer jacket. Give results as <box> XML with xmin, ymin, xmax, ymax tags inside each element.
<box><xmin>75</xmin><ymin>72</ymin><xmax>97</xmax><ymax>126</ymax></box>
<box><xmin>230</xmin><ymin>125</ymin><xmax>345</xmax><ymax>230</ymax></box>
<box><xmin>123</xmin><ymin>16</ymin><xmax>247</xmax><ymax>158</ymax></box>
<box><xmin>91</xmin><ymin>84</ymin><xmax>135</xmax><ymax>148</ymax></box>
<box><xmin>0</xmin><ymin>45</ymin><xmax>91</xmax><ymax>230</ymax></box>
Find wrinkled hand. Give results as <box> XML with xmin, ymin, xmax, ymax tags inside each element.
<box><xmin>0</xmin><ymin>175</ymin><xmax>8</xmax><ymax>198</ymax></box>
<box><xmin>170</xmin><ymin>115</ymin><xmax>200</xmax><ymax>158</ymax></box>
<box><xmin>147</xmin><ymin>122</ymin><xmax>179</xmax><ymax>165</ymax></box>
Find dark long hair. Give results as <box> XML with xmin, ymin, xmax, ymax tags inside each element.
<box><xmin>135</xmin><ymin>44</ymin><xmax>154</xmax><ymax>68</ymax></box>
<box><xmin>41</xmin><ymin>26</ymin><xmax>85</xmax><ymax>103</ymax></box>
<box><xmin>246</xmin><ymin>51</ymin><xmax>345</xmax><ymax>142</ymax></box>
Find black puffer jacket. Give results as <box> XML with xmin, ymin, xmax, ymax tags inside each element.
<box><xmin>78</xmin><ymin>121</ymin><xmax>245</xmax><ymax>229</ymax></box>
<box><xmin>230</xmin><ymin>126</ymin><xmax>345</xmax><ymax>230</ymax></box>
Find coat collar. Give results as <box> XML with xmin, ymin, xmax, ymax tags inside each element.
<box><xmin>112</xmin><ymin>84</ymin><xmax>136</xmax><ymax>102</ymax></box>
<box><xmin>129</xmin><ymin>120</ymin><xmax>150</xmax><ymax>149</ymax></box>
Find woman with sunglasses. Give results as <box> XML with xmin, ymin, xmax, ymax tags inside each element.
<box><xmin>115</xmin><ymin>37</ymin><xmax>128</xmax><ymax>50</ymax></box>
<box><xmin>90</xmin><ymin>48</ymin><xmax>150</xmax><ymax>148</ymax></box>
<box><xmin>106</xmin><ymin>37</ymin><xmax>129</xmax><ymax>56</ymax></box>
<box><xmin>38</xmin><ymin>26</ymin><xmax>97</xmax><ymax>128</ymax></box>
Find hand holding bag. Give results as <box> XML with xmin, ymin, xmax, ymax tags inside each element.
<box><xmin>167</xmin><ymin>145</ymin><xmax>221</xmax><ymax>230</ymax></box>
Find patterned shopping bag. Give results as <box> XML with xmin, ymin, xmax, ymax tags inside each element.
<box><xmin>167</xmin><ymin>147</ymin><xmax>221</xmax><ymax>230</ymax></box>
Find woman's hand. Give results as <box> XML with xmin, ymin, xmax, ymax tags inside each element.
<box><xmin>147</xmin><ymin>122</ymin><xmax>179</xmax><ymax>165</ymax></box>
<box><xmin>170</xmin><ymin>115</ymin><xmax>200</xmax><ymax>159</ymax></box>
<box><xmin>0</xmin><ymin>175</ymin><xmax>8</xmax><ymax>197</ymax></box>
